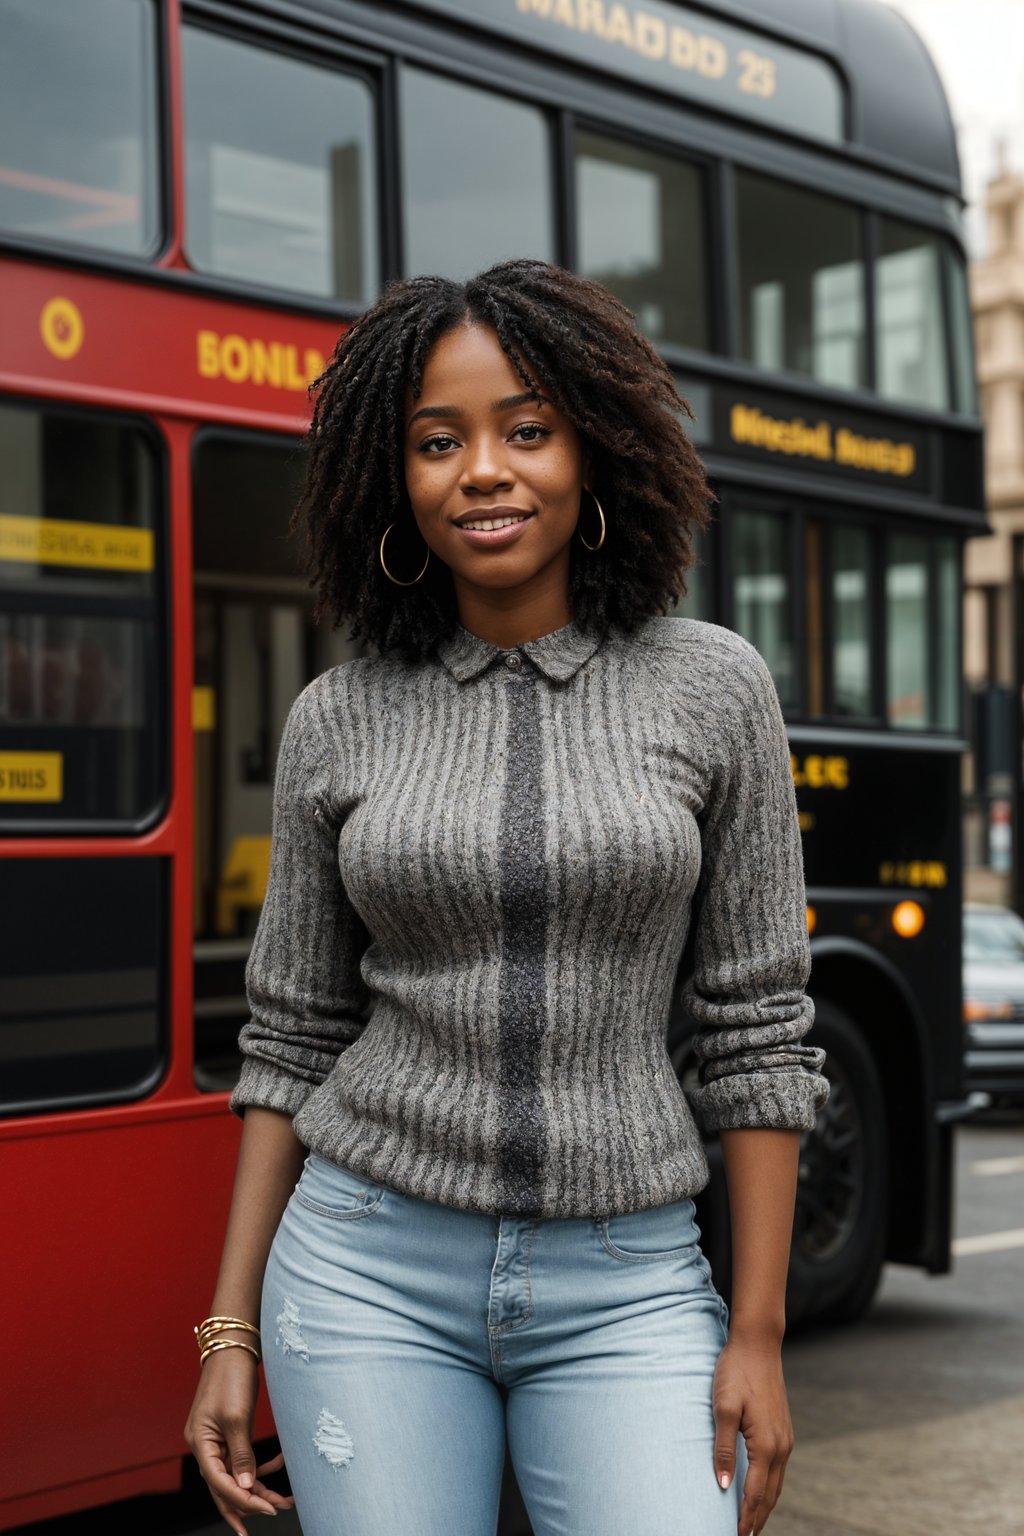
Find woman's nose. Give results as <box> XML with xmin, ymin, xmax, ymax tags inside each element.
<box><xmin>459</xmin><ymin>436</ymin><xmax>513</xmax><ymax>494</ymax></box>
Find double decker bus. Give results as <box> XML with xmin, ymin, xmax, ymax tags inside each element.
<box><xmin>0</xmin><ymin>0</ymin><xmax>984</xmax><ymax>1527</ymax></box>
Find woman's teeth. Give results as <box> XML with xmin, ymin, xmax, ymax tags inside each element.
<box><xmin>460</xmin><ymin>515</ymin><xmax>528</xmax><ymax>531</ymax></box>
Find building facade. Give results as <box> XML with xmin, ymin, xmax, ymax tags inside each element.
<box><xmin>966</xmin><ymin>171</ymin><xmax>1024</xmax><ymax>906</ymax></box>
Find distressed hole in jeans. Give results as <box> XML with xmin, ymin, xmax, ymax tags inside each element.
<box><xmin>313</xmin><ymin>1407</ymin><xmax>355</xmax><ymax>1468</ymax></box>
<box><xmin>275</xmin><ymin>1295</ymin><xmax>309</xmax><ymax>1361</ymax></box>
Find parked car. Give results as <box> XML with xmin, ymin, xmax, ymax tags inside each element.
<box><xmin>963</xmin><ymin>903</ymin><xmax>1024</xmax><ymax>1103</ymax></box>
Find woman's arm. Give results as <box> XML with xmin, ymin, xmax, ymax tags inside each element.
<box><xmin>713</xmin><ymin>1128</ymin><xmax>801</xmax><ymax>1536</ymax></box>
<box><xmin>184</xmin><ymin>1108</ymin><xmax>307</xmax><ymax>1535</ymax></box>
<box><xmin>676</xmin><ymin>634</ymin><xmax>829</xmax><ymax>1535</ymax></box>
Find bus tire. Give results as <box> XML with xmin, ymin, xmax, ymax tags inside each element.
<box><xmin>786</xmin><ymin>999</ymin><xmax>888</xmax><ymax>1327</ymax></box>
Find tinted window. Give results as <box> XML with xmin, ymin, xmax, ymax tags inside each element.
<box><xmin>0</xmin><ymin>856</ymin><xmax>165</xmax><ymax>1115</ymax></box>
<box><xmin>182</xmin><ymin>27</ymin><xmax>378</xmax><ymax>303</ymax></box>
<box><xmin>948</xmin><ymin>251</ymin><xmax>979</xmax><ymax>416</ymax></box>
<box><xmin>832</xmin><ymin>525</ymin><xmax>873</xmax><ymax>717</ymax></box>
<box><xmin>401</xmin><ymin>69</ymin><xmax>553</xmax><ymax>279</ymax></box>
<box><xmin>0</xmin><ymin>0</ymin><xmax>159</xmax><ymax>256</ymax></box>
<box><xmin>876</xmin><ymin>219</ymin><xmax>949</xmax><ymax>411</ymax></box>
<box><xmin>886</xmin><ymin>532</ymin><xmax>960</xmax><ymax>730</ymax></box>
<box><xmin>192</xmin><ymin>435</ymin><xmax>361</xmax><ymax>1092</ymax></box>
<box><xmin>736</xmin><ymin>173</ymin><xmax>865</xmax><ymax>390</ymax></box>
<box><xmin>731</xmin><ymin>507</ymin><xmax>794</xmax><ymax>706</ymax></box>
<box><xmin>575</xmin><ymin>130</ymin><xmax>707</xmax><ymax>349</ymax></box>
<box><xmin>0</xmin><ymin>404</ymin><xmax>164</xmax><ymax>827</ymax></box>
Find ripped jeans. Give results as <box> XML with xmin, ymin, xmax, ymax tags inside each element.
<box><xmin>261</xmin><ymin>1152</ymin><xmax>747</xmax><ymax>1536</ymax></box>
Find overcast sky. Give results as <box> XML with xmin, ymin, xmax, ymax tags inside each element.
<box><xmin>882</xmin><ymin>0</ymin><xmax>1024</xmax><ymax>254</ymax></box>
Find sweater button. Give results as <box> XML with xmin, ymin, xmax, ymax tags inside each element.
<box><xmin>505</xmin><ymin>652</ymin><xmax>522</xmax><ymax>670</ymax></box>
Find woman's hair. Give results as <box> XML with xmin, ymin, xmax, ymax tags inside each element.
<box><xmin>295</xmin><ymin>258</ymin><xmax>714</xmax><ymax>653</ymax></box>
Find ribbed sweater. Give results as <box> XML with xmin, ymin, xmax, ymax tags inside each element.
<box><xmin>229</xmin><ymin>615</ymin><xmax>829</xmax><ymax>1218</ymax></box>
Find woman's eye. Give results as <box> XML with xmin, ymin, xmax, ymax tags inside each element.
<box><xmin>512</xmin><ymin>422</ymin><xmax>551</xmax><ymax>443</ymax></box>
<box><xmin>420</xmin><ymin>434</ymin><xmax>459</xmax><ymax>453</ymax></box>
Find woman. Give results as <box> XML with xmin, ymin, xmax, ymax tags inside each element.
<box><xmin>185</xmin><ymin>259</ymin><xmax>829</xmax><ymax>1536</ymax></box>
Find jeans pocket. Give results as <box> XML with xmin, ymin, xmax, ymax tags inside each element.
<box><xmin>293</xmin><ymin>1152</ymin><xmax>386</xmax><ymax>1220</ymax></box>
<box><xmin>599</xmin><ymin>1196</ymin><xmax>700</xmax><ymax>1263</ymax></box>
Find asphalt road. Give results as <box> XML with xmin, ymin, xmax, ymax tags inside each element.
<box><xmin>15</xmin><ymin>1116</ymin><xmax>1023</xmax><ymax>1536</ymax></box>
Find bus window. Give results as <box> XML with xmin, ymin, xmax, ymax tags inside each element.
<box><xmin>832</xmin><ymin>525</ymin><xmax>873</xmax><ymax>718</ymax></box>
<box><xmin>0</xmin><ymin>856</ymin><xmax>166</xmax><ymax>1116</ymax></box>
<box><xmin>401</xmin><ymin>69</ymin><xmax>554</xmax><ymax>280</ymax></box>
<box><xmin>936</xmin><ymin>535</ymin><xmax>962</xmax><ymax>730</ymax></box>
<box><xmin>575</xmin><ymin>130</ymin><xmax>708</xmax><ymax>350</ymax></box>
<box><xmin>731</xmin><ymin>507</ymin><xmax>795</xmax><ymax>706</ymax></box>
<box><xmin>192</xmin><ymin>433</ymin><xmax>361</xmax><ymax>1092</ymax></box>
<box><xmin>875</xmin><ymin>218</ymin><xmax>949</xmax><ymax>411</ymax></box>
<box><xmin>886</xmin><ymin>532</ymin><xmax>960</xmax><ymax>730</ymax></box>
<box><xmin>735</xmin><ymin>172</ymin><xmax>865</xmax><ymax>392</ymax></box>
<box><xmin>0</xmin><ymin>0</ymin><xmax>159</xmax><ymax>257</ymax></box>
<box><xmin>948</xmin><ymin>250</ymin><xmax>979</xmax><ymax>416</ymax></box>
<box><xmin>0</xmin><ymin>403</ymin><xmax>164</xmax><ymax>828</ymax></box>
<box><xmin>182</xmin><ymin>26</ymin><xmax>378</xmax><ymax>303</ymax></box>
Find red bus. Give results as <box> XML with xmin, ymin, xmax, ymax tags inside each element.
<box><xmin>1</xmin><ymin>0</ymin><xmax>982</xmax><ymax>1527</ymax></box>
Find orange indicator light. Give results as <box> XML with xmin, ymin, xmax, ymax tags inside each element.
<box><xmin>891</xmin><ymin>900</ymin><xmax>925</xmax><ymax>938</ymax></box>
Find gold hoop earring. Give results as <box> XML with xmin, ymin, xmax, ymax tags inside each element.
<box><xmin>380</xmin><ymin>522</ymin><xmax>430</xmax><ymax>586</ymax></box>
<box><xmin>579</xmin><ymin>490</ymin><xmax>606</xmax><ymax>552</ymax></box>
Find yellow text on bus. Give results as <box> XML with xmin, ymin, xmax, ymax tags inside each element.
<box><xmin>0</xmin><ymin>752</ymin><xmax>63</xmax><ymax>803</ymax></box>
<box><xmin>196</xmin><ymin>330</ymin><xmax>326</xmax><ymax>393</ymax></box>
<box><xmin>0</xmin><ymin>513</ymin><xmax>153</xmax><ymax>572</ymax></box>
<box><xmin>791</xmin><ymin>754</ymin><xmax>849</xmax><ymax>790</ymax></box>
<box><xmin>730</xmin><ymin>405</ymin><xmax>917</xmax><ymax>477</ymax></box>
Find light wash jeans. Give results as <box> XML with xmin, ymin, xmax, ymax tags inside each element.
<box><xmin>261</xmin><ymin>1152</ymin><xmax>748</xmax><ymax>1536</ymax></box>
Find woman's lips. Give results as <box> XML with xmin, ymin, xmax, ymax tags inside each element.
<box><xmin>454</xmin><ymin>513</ymin><xmax>534</xmax><ymax>549</ymax></box>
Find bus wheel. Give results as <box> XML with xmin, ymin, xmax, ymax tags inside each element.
<box><xmin>786</xmin><ymin>1000</ymin><xmax>887</xmax><ymax>1326</ymax></box>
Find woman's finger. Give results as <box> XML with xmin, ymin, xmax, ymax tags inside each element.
<box><xmin>194</xmin><ymin>1427</ymin><xmax>278</xmax><ymax>1516</ymax></box>
<box><xmin>255</xmin><ymin>1450</ymin><xmax>286</xmax><ymax>1477</ymax></box>
<box><xmin>754</xmin><ymin>1457</ymin><xmax>785</xmax><ymax>1533</ymax></box>
<box><xmin>738</xmin><ymin>1444</ymin><xmax>771</xmax><ymax>1536</ymax></box>
<box><xmin>211</xmin><ymin>1488</ymin><xmax>248</xmax><ymax>1536</ymax></box>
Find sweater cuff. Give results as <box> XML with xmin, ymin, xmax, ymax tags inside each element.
<box><xmin>227</xmin><ymin>1055</ymin><xmax>319</xmax><ymax>1121</ymax></box>
<box><xmin>689</xmin><ymin>1068</ymin><xmax>830</xmax><ymax>1133</ymax></box>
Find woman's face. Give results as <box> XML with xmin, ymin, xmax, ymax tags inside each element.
<box><xmin>403</xmin><ymin>321</ymin><xmax>588</xmax><ymax>607</ymax></box>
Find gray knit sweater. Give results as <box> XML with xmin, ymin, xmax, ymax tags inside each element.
<box><xmin>229</xmin><ymin>615</ymin><xmax>828</xmax><ymax>1218</ymax></box>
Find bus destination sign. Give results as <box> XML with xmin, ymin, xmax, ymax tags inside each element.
<box><xmin>406</xmin><ymin>0</ymin><xmax>845</xmax><ymax>144</ymax></box>
<box><xmin>716</xmin><ymin>387</ymin><xmax>929</xmax><ymax>490</ymax></box>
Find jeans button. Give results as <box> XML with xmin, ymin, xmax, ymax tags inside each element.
<box><xmin>506</xmin><ymin>653</ymin><xmax>522</xmax><ymax>670</ymax></box>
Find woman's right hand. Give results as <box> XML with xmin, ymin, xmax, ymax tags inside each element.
<box><xmin>184</xmin><ymin>1349</ymin><xmax>296</xmax><ymax>1536</ymax></box>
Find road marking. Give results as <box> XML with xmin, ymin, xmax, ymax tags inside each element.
<box><xmin>952</xmin><ymin>1227</ymin><xmax>1024</xmax><ymax>1256</ymax></box>
<box><xmin>971</xmin><ymin>1154</ymin><xmax>1024</xmax><ymax>1177</ymax></box>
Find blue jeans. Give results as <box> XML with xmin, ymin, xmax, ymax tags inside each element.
<box><xmin>261</xmin><ymin>1153</ymin><xmax>748</xmax><ymax>1536</ymax></box>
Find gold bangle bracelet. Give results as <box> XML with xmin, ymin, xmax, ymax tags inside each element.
<box><xmin>194</xmin><ymin>1317</ymin><xmax>261</xmax><ymax>1352</ymax></box>
<box><xmin>195</xmin><ymin>1315</ymin><xmax>261</xmax><ymax>1335</ymax></box>
<box><xmin>199</xmin><ymin>1339</ymin><xmax>261</xmax><ymax>1367</ymax></box>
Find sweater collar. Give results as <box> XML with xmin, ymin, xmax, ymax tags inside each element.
<box><xmin>436</xmin><ymin>617</ymin><xmax>605</xmax><ymax>683</ymax></box>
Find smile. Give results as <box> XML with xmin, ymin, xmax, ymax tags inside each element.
<box><xmin>454</xmin><ymin>512</ymin><xmax>535</xmax><ymax>548</ymax></box>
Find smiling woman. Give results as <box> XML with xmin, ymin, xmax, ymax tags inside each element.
<box><xmin>294</xmin><ymin>260</ymin><xmax>712</xmax><ymax>654</ymax></box>
<box><xmin>185</xmin><ymin>259</ymin><xmax>829</xmax><ymax>1536</ymax></box>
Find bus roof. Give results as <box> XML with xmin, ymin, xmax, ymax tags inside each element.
<box><xmin>735</xmin><ymin>0</ymin><xmax>960</xmax><ymax>186</ymax></box>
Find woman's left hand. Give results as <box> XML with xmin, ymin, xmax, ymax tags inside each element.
<box><xmin>711</xmin><ymin>1335</ymin><xmax>795</xmax><ymax>1536</ymax></box>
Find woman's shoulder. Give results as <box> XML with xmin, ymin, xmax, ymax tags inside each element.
<box><xmin>617</xmin><ymin>615</ymin><xmax>774</xmax><ymax>699</ymax></box>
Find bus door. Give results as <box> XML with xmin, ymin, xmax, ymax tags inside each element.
<box><xmin>190</xmin><ymin>431</ymin><xmax>358</xmax><ymax>1092</ymax></box>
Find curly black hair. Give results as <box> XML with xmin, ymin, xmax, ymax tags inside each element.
<box><xmin>294</xmin><ymin>259</ymin><xmax>714</xmax><ymax>654</ymax></box>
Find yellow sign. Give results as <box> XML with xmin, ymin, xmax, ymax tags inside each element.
<box><xmin>730</xmin><ymin>405</ymin><xmax>917</xmax><ymax>478</ymax></box>
<box><xmin>0</xmin><ymin>752</ymin><xmax>63</xmax><ymax>802</ymax></box>
<box><xmin>217</xmin><ymin>836</ymin><xmax>272</xmax><ymax>935</ymax></box>
<box><xmin>196</xmin><ymin>330</ymin><xmax>326</xmax><ymax>394</ymax></box>
<box><xmin>0</xmin><ymin>513</ymin><xmax>154</xmax><ymax>573</ymax></box>
<box><xmin>791</xmin><ymin>754</ymin><xmax>849</xmax><ymax>790</ymax></box>
<box><xmin>192</xmin><ymin>687</ymin><xmax>217</xmax><ymax>732</ymax></box>
<box><xmin>39</xmin><ymin>296</ymin><xmax>84</xmax><ymax>360</ymax></box>
<box><xmin>880</xmin><ymin>860</ymin><xmax>947</xmax><ymax>888</ymax></box>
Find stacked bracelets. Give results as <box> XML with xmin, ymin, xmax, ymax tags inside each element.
<box><xmin>194</xmin><ymin>1315</ymin><xmax>262</xmax><ymax>1367</ymax></box>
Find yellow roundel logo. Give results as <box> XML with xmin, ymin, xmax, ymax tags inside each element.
<box><xmin>40</xmin><ymin>296</ymin><xmax>84</xmax><ymax>360</ymax></box>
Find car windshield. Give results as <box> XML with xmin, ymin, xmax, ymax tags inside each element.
<box><xmin>964</xmin><ymin>909</ymin><xmax>1024</xmax><ymax>964</ymax></box>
